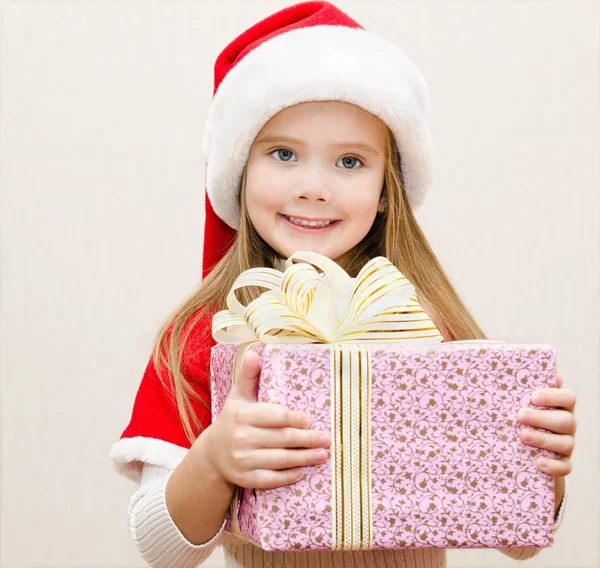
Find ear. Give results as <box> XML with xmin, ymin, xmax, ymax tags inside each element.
<box><xmin>378</xmin><ymin>193</ymin><xmax>387</xmax><ymax>213</ymax></box>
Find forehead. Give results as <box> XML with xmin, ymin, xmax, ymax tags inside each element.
<box><xmin>257</xmin><ymin>101</ymin><xmax>388</xmax><ymax>144</ymax></box>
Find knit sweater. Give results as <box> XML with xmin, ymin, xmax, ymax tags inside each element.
<box><xmin>127</xmin><ymin>463</ymin><xmax>567</xmax><ymax>568</ymax></box>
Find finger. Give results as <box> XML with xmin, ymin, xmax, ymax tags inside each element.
<box><xmin>237</xmin><ymin>402</ymin><xmax>311</xmax><ymax>429</ymax></box>
<box><xmin>530</xmin><ymin>388</ymin><xmax>576</xmax><ymax>411</ymax></box>
<box><xmin>536</xmin><ymin>455</ymin><xmax>572</xmax><ymax>477</ymax></box>
<box><xmin>517</xmin><ymin>408</ymin><xmax>575</xmax><ymax>435</ymax></box>
<box><xmin>239</xmin><ymin>467</ymin><xmax>307</xmax><ymax>490</ymax></box>
<box><xmin>233</xmin><ymin>447</ymin><xmax>329</xmax><ymax>472</ymax></box>
<box><xmin>252</xmin><ymin>427</ymin><xmax>331</xmax><ymax>449</ymax></box>
<box><xmin>518</xmin><ymin>428</ymin><xmax>575</xmax><ymax>457</ymax></box>
<box><xmin>229</xmin><ymin>350</ymin><xmax>261</xmax><ymax>403</ymax></box>
<box><xmin>556</xmin><ymin>374</ymin><xmax>563</xmax><ymax>388</ymax></box>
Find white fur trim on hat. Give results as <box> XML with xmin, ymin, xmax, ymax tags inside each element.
<box><xmin>202</xmin><ymin>25</ymin><xmax>433</xmax><ymax>229</ymax></box>
<box><xmin>109</xmin><ymin>437</ymin><xmax>188</xmax><ymax>483</ymax></box>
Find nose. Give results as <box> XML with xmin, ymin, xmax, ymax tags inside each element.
<box><xmin>293</xmin><ymin>183</ymin><xmax>332</xmax><ymax>204</ymax></box>
<box><xmin>292</xmin><ymin>169</ymin><xmax>332</xmax><ymax>203</ymax></box>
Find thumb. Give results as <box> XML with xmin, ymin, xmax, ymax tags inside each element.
<box><xmin>229</xmin><ymin>350</ymin><xmax>261</xmax><ymax>403</ymax></box>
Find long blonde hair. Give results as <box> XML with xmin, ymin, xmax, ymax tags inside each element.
<box><xmin>152</xmin><ymin>129</ymin><xmax>487</xmax><ymax>444</ymax></box>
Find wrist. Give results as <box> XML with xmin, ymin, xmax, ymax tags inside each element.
<box><xmin>196</xmin><ymin>425</ymin><xmax>235</xmax><ymax>494</ymax></box>
<box><xmin>165</xmin><ymin>427</ymin><xmax>236</xmax><ymax>546</ymax></box>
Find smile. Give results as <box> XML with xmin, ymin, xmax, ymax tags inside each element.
<box><xmin>282</xmin><ymin>215</ymin><xmax>339</xmax><ymax>229</ymax></box>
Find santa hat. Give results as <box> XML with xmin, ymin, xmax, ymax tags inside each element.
<box><xmin>202</xmin><ymin>0</ymin><xmax>433</xmax><ymax>277</ymax></box>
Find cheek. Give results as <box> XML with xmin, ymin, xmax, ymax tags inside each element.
<box><xmin>345</xmin><ymin>181</ymin><xmax>382</xmax><ymax>223</ymax></box>
<box><xmin>246</xmin><ymin>176</ymin><xmax>278</xmax><ymax>223</ymax></box>
<box><xmin>247</xmin><ymin>191</ymin><xmax>280</xmax><ymax>230</ymax></box>
<box><xmin>353</xmin><ymin>202</ymin><xmax>380</xmax><ymax>241</ymax></box>
<box><xmin>245</xmin><ymin>161</ymin><xmax>287</xmax><ymax>212</ymax></box>
<box><xmin>245</xmin><ymin>189</ymin><xmax>271</xmax><ymax>235</ymax></box>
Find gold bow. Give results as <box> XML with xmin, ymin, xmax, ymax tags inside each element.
<box><xmin>212</xmin><ymin>251</ymin><xmax>443</xmax><ymax>345</ymax></box>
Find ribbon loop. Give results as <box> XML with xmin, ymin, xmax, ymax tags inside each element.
<box><xmin>212</xmin><ymin>251</ymin><xmax>443</xmax><ymax>344</ymax></box>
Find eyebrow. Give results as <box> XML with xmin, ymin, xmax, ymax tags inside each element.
<box><xmin>253</xmin><ymin>134</ymin><xmax>383</xmax><ymax>157</ymax></box>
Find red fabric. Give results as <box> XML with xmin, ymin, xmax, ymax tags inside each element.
<box><xmin>119</xmin><ymin>313</ymin><xmax>216</xmax><ymax>449</ymax></box>
<box><xmin>202</xmin><ymin>194</ymin><xmax>236</xmax><ymax>278</ymax></box>
<box><xmin>213</xmin><ymin>1</ymin><xmax>362</xmax><ymax>94</ymax></box>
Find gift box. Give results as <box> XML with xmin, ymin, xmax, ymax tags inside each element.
<box><xmin>210</xmin><ymin>252</ymin><xmax>558</xmax><ymax>551</ymax></box>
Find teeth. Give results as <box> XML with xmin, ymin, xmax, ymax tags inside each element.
<box><xmin>286</xmin><ymin>216</ymin><xmax>335</xmax><ymax>228</ymax></box>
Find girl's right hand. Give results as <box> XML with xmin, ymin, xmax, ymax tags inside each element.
<box><xmin>203</xmin><ymin>350</ymin><xmax>331</xmax><ymax>490</ymax></box>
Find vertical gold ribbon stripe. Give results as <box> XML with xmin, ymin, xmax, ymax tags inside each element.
<box><xmin>331</xmin><ymin>344</ymin><xmax>373</xmax><ymax>550</ymax></box>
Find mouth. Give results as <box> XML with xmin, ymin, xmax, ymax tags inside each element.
<box><xmin>280</xmin><ymin>214</ymin><xmax>340</xmax><ymax>231</ymax></box>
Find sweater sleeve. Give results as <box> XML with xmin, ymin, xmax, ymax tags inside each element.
<box><xmin>128</xmin><ymin>463</ymin><xmax>226</xmax><ymax>568</ymax></box>
<box><xmin>496</xmin><ymin>476</ymin><xmax>568</xmax><ymax>561</ymax></box>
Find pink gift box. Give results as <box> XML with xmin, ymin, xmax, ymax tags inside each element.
<box><xmin>210</xmin><ymin>341</ymin><xmax>558</xmax><ymax>551</ymax></box>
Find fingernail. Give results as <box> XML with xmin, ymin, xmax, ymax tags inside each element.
<box><xmin>518</xmin><ymin>408</ymin><xmax>529</xmax><ymax>420</ymax></box>
<box><xmin>319</xmin><ymin>432</ymin><xmax>331</xmax><ymax>445</ymax></box>
<box><xmin>520</xmin><ymin>428</ymin><xmax>532</xmax><ymax>442</ymax></box>
<box><xmin>316</xmin><ymin>449</ymin><xmax>328</xmax><ymax>461</ymax></box>
<box><xmin>537</xmin><ymin>457</ymin><xmax>548</xmax><ymax>469</ymax></box>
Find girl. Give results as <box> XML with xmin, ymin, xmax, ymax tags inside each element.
<box><xmin>109</xmin><ymin>2</ymin><xmax>576</xmax><ymax>567</ymax></box>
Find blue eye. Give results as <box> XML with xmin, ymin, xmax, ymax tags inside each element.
<box><xmin>271</xmin><ymin>148</ymin><xmax>297</xmax><ymax>162</ymax></box>
<box><xmin>337</xmin><ymin>156</ymin><xmax>363</xmax><ymax>170</ymax></box>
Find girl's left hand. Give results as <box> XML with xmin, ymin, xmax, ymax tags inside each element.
<box><xmin>517</xmin><ymin>374</ymin><xmax>577</xmax><ymax>476</ymax></box>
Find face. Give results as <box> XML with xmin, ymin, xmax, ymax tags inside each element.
<box><xmin>245</xmin><ymin>101</ymin><xmax>387</xmax><ymax>261</ymax></box>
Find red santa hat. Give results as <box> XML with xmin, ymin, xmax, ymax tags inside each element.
<box><xmin>202</xmin><ymin>0</ymin><xmax>433</xmax><ymax>276</ymax></box>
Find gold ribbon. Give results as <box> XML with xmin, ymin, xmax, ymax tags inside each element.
<box><xmin>331</xmin><ymin>343</ymin><xmax>373</xmax><ymax>550</ymax></box>
<box><xmin>213</xmin><ymin>252</ymin><xmax>443</xmax><ymax>550</ymax></box>
<box><xmin>213</xmin><ymin>251</ymin><xmax>443</xmax><ymax>345</ymax></box>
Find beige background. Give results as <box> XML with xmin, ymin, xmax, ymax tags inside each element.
<box><xmin>0</xmin><ymin>0</ymin><xmax>598</xmax><ymax>567</ymax></box>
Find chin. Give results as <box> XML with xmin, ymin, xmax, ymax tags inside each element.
<box><xmin>285</xmin><ymin>244</ymin><xmax>334</xmax><ymax>259</ymax></box>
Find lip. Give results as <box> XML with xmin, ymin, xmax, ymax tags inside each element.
<box><xmin>279</xmin><ymin>214</ymin><xmax>341</xmax><ymax>232</ymax></box>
